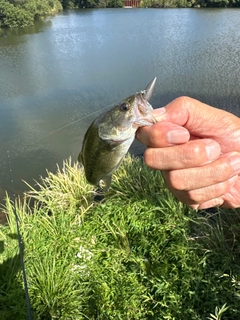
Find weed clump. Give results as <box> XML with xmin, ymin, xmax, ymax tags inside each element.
<box><xmin>1</xmin><ymin>155</ymin><xmax>240</xmax><ymax>319</ymax></box>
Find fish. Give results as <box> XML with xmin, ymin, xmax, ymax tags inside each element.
<box><xmin>78</xmin><ymin>77</ymin><xmax>157</xmax><ymax>190</ymax></box>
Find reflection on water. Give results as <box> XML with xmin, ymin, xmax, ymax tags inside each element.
<box><xmin>1</xmin><ymin>8</ymin><xmax>240</xmax><ymax>202</ymax></box>
<box><xmin>0</xmin><ymin>19</ymin><xmax>52</xmax><ymax>38</ymax></box>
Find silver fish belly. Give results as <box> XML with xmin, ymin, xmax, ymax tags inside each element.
<box><xmin>78</xmin><ymin>77</ymin><xmax>157</xmax><ymax>190</ymax></box>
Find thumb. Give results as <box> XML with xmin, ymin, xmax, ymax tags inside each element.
<box><xmin>153</xmin><ymin>96</ymin><xmax>240</xmax><ymax>152</ymax></box>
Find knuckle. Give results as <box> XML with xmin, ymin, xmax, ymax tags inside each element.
<box><xmin>174</xmin><ymin>96</ymin><xmax>191</xmax><ymax>107</ymax></box>
<box><xmin>184</xmin><ymin>143</ymin><xmax>203</xmax><ymax>162</ymax></box>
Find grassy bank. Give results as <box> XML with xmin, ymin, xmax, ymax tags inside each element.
<box><xmin>1</xmin><ymin>155</ymin><xmax>240</xmax><ymax>319</ymax></box>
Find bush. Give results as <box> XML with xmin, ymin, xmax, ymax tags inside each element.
<box><xmin>2</xmin><ymin>4</ymin><xmax>34</xmax><ymax>27</ymax></box>
<box><xmin>1</xmin><ymin>156</ymin><xmax>240</xmax><ymax>319</ymax></box>
<box><xmin>0</xmin><ymin>0</ymin><xmax>62</xmax><ymax>27</ymax></box>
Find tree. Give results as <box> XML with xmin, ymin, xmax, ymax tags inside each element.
<box><xmin>0</xmin><ymin>0</ymin><xmax>62</xmax><ymax>28</ymax></box>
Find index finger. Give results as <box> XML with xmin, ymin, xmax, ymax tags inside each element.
<box><xmin>136</xmin><ymin>121</ymin><xmax>190</xmax><ymax>147</ymax></box>
<box><xmin>152</xmin><ymin>96</ymin><xmax>240</xmax><ymax>153</ymax></box>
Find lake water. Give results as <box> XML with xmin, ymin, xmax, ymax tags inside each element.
<box><xmin>1</xmin><ymin>8</ymin><xmax>240</xmax><ymax>202</ymax></box>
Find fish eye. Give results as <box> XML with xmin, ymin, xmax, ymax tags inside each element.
<box><xmin>120</xmin><ymin>103</ymin><xmax>129</xmax><ymax>112</ymax></box>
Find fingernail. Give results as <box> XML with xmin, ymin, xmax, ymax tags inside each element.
<box><xmin>229</xmin><ymin>153</ymin><xmax>240</xmax><ymax>174</ymax></box>
<box><xmin>167</xmin><ymin>129</ymin><xmax>190</xmax><ymax>144</ymax></box>
<box><xmin>198</xmin><ymin>198</ymin><xmax>224</xmax><ymax>210</ymax></box>
<box><xmin>205</xmin><ymin>140</ymin><xmax>221</xmax><ymax>161</ymax></box>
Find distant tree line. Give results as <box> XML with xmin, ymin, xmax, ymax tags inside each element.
<box><xmin>1</xmin><ymin>0</ymin><xmax>240</xmax><ymax>28</ymax></box>
<box><xmin>0</xmin><ymin>0</ymin><xmax>124</xmax><ymax>27</ymax></box>
<box><xmin>61</xmin><ymin>0</ymin><xmax>124</xmax><ymax>8</ymax></box>
<box><xmin>141</xmin><ymin>0</ymin><xmax>240</xmax><ymax>7</ymax></box>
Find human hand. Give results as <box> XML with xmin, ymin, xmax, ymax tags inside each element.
<box><xmin>136</xmin><ymin>96</ymin><xmax>240</xmax><ymax>209</ymax></box>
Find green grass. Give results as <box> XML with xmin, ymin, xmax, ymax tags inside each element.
<box><xmin>1</xmin><ymin>155</ymin><xmax>240</xmax><ymax>319</ymax></box>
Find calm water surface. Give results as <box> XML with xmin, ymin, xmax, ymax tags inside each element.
<box><xmin>1</xmin><ymin>8</ymin><xmax>240</xmax><ymax>201</ymax></box>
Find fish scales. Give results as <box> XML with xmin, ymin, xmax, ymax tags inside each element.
<box><xmin>78</xmin><ymin>78</ymin><xmax>157</xmax><ymax>190</ymax></box>
<box><xmin>79</xmin><ymin>121</ymin><xmax>127</xmax><ymax>186</ymax></box>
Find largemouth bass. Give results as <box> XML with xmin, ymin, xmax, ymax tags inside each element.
<box><xmin>78</xmin><ymin>77</ymin><xmax>157</xmax><ymax>190</ymax></box>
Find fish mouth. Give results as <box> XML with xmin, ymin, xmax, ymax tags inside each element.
<box><xmin>133</xmin><ymin>92</ymin><xmax>157</xmax><ymax>127</ymax></box>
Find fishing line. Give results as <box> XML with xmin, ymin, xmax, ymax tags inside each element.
<box><xmin>3</xmin><ymin>100</ymin><xmax>119</xmax><ymax>318</ymax></box>
<box><xmin>3</xmin><ymin>97</ymin><xmax>133</xmax><ymax>318</ymax></box>
<box><xmin>39</xmin><ymin>100</ymin><xmax>118</xmax><ymax>141</ymax></box>
<box><xmin>7</xmin><ymin>151</ymin><xmax>33</xmax><ymax>320</ymax></box>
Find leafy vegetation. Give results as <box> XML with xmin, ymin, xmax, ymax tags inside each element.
<box><xmin>1</xmin><ymin>155</ymin><xmax>240</xmax><ymax>319</ymax></box>
<box><xmin>1</xmin><ymin>0</ymin><xmax>240</xmax><ymax>28</ymax></box>
<box><xmin>0</xmin><ymin>0</ymin><xmax>124</xmax><ymax>28</ymax></box>
<box><xmin>140</xmin><ymin>0</ymin><xmax>240</xmax><ymax>7</ymax></box>
<box><xmin>61</xmin><ymin>0</ymin><xmax>125</xmax><ymax>8</ymax></box>
<box><xmin>0</xmin><ymin>0</ymin><xmax>62</xmax><ymax>27</ymax></box>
